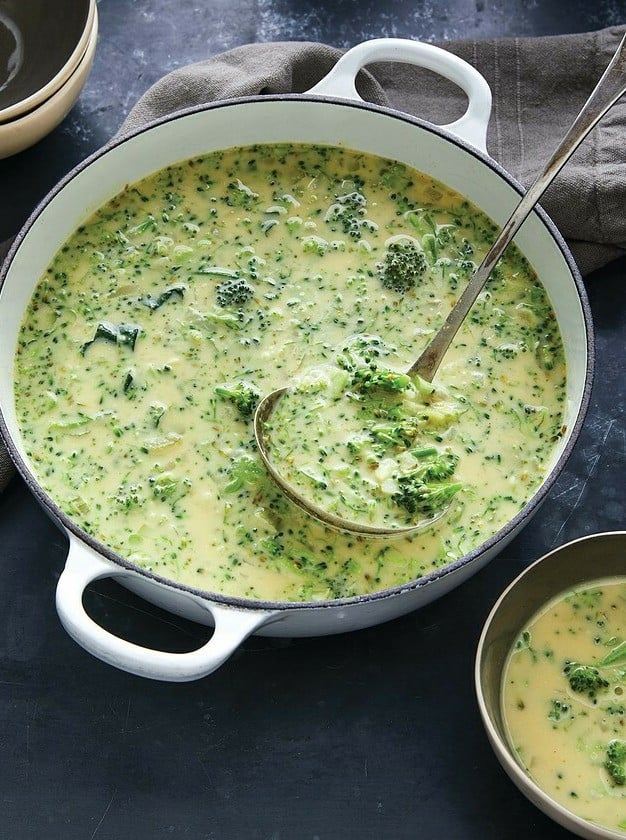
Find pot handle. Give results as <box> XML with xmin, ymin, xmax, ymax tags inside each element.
<box><xmin>307</xmin><ymin>38</ymin><xmax>492</xmax><ymax>153</ymax></box>
<box><xmin>55</xmin><ymin>540</ymin><xmax>280</xmax><ymax>682</ymax></box>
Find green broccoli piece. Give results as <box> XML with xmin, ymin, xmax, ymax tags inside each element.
<box><xmin>605</xmin><ymin>740</ymin><xmax>626</xmax><ymax>786</ymax></box>
<box><xmin>224</xmin><ymin>455</ymin><xmax>265</xmax><ymax>493</ymax></box>
<box><xmin>379</xmin><ymin>241</ymin><xmax>427</xmax><ymax>293</ymax></box>
<box><xmin>351</xmin><ymin>366</ymin><xmax>412</xmax><ymax>393</ymax></box>
<box><xmin>325</xmin><ymin>190</ymin><xmax>375</xmax><ymax>240</ymax></box>
<box><xmin>223</xmin><ymin>179</ymin><xmax>259</xmax><ymax>209</ymax></box>
<box><xmin>390</xmin><ymin>451</ymin><xmax>462</xmax><ymax>517</ymax></box>
<box><xmin>547</xmin><ymin>699</ymin><xmax>572</xmax><ymax>723</ymax></box>
<box><xmin>149</xmin><ymin>472</ymin><xmax>191</xmax><ymax>504</ymax></box>
<box><xmin>215</xmin><ymin>380</ymin><xmax>260</xmax><ymax>418</ymax></box>
<box><xmin>420</xmin><ymin>452</ymin><xmax>459</xmax><ymax>481</ymax></box>
<box><xmin>203</xmin><ymin>310</ymin><xmax>243</xmax><ymax>330</ymax></box>
<box><xmin>392</xmin><ymin>475</ymin><xmax>462</xmax><ymax>518</ymax></box>
<box><xmin>563</xmin><ymin>662</ymin><xmax>610</xmax><ymax>698</ymax></box>
<box><xmin>336</xmin><ymin>334</ymin><xmax>390</xmax><ymax>372</ymax></box>
<box><xmin>215</xmin><ymin>277</ymin><xmax>255</xmax><ymax>308</ymax></box>
<box><xmin>259</xmin><ymin>535</ymin><xmax>284</xmax><ymax>557</ymax></box>
<box><xmin>369</xmin><ymin>418</ymin><xmax>421</xmax><ymax>448</ymax></box>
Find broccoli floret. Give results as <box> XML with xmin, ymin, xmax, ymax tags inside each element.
<box><xmin>224</xmin><ymin>455</ymin><xmax>265</xmax><ymax>493</ymax></box>
<box><xmin>215</xmin><ymin>277</ymin><xmax>255</xmax><ymax>308</ymax></box>
<box><xmin>390</xmin><ymin>451</ymin><xmax>462</xmax><ymax>517</ymax></box>
<box><xmin>351</xmin><ymin>366</ymin><xmax>412</xmax><ymax>393</ymax></box>
<box><xmin>420</xmin><ymin>452</ymin><xmax>459</xmax><ymax>481</ymax></box>
<box><xmin>605</xmin><ymin>740</ymin><xmax>626</xmax><ymax>786</ymax></box>
<box><xmin>325</xmin><ymin>190</ymin><xmax>376</xmax><ymax>240</ymax></box>
<box><xmin>336</xmin><ymin>334</ymin><xmax>391</xmax><ymax>372</ymax></box>
<box><xmin>215</xmin><ymin>380</ymin><xmax>260</xmax><ymax>418</ymax></box>
<box><xmin>392</xmin><ymin>475</ymin><xmax>462</xmax><ymax>518</ymax></box>
<box><xmin>563</xmin><ymin>662</ymin><xmax>610</xmax><ymax>698</ymax></box>
<box><xmin>379</xmin><ymin>241</ymin><xmax>427</xmax><ymax>293</ymax></box>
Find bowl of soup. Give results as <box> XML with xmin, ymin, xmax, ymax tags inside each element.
<box><xmin>476</xmin><ymin>532</ymin><xmax>626</xmax><ymax>839</ymax></box>
<box><xmin>0</xmin><ymin>38</ymin><xmax>593</xmax><ymax>681</ymax></box>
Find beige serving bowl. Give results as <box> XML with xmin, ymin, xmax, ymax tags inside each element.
<box><xmin>0</xmin><ymin>0</ymin><xmax>95</xmax><ymax>122</ymax></box>
<box><xmin>476</xmin><ymin>531</ymin><xmax>626</xmax><ymax>840</ymax></box>
<box><xmin>0</xmin><ymin>3</ymin><xmax>97</xmax><ymax>158</ymax></box>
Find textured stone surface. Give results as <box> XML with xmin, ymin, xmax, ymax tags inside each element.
<box><xmin>0</xmin><ymin>3</ymin><xmax>624</xmax><ymax>838</ymax></box>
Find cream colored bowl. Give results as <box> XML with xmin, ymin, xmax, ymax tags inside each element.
<box><xmin>0</xmin><ymin>6</ymin><xmax>97</xmax><ymax>159</ymax></box>
<box><xmin>0</xmin><ymin>0</ymin><xmax>96</xmax><ymax>123</ymax></box>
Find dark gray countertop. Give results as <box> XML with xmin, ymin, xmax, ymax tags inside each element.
<box><xmin>0</xmin><ymin>1</ymin><xmax>624</xmax><ymax>838</ymax></box>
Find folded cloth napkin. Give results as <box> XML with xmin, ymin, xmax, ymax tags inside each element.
<box><xmin>2</xmin><ymin>26</ymin><xmax>625</xmax><ymax>492</ymax></box>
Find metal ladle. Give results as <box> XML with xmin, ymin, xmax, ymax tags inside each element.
<box><xmin>254</xmin><ymin>33</ymin><xmax>626</xmax><ymax>536</ymax></box>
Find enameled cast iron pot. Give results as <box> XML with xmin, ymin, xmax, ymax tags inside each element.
<box><xmin>0</xmin><ymin>39</ymin><xmax>594</xmax><ymax>681</ymax></box>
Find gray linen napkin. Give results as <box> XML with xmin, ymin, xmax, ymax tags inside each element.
<box><xmin>2</xmin><ymin>26</ymin><xmax>626</xmax><ymax>493</ymax></box>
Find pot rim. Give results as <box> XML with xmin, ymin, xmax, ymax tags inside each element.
<box><xmin>0</xmin><ymin>91</ymin><xmax>595</xmax><ymax>613</ymax></box>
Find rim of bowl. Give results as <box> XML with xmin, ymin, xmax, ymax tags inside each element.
<box><xmin>0</xmin><ymin>0</ymin><xmax>95</xmax><ymax>124</ymax></box>
<box><xmin>475</xmin><ymin>531</ymin><xmax>626</xmax><ymax>840</ymax></box>
<box><xmin>0</xmin><ymin>92</ymin><xmax>596</xmax><ymax>614</ymax></box>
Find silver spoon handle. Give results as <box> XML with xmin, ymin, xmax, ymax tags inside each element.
<box><xmin>410</xmin><ymin>31</ymin><xmax>626</xmax><ymax>382</ymax></box>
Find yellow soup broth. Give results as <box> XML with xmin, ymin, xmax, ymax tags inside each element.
<box><xmin>14</xmin><ymin>143</ymin><xmax>566</xmax><ymax>601</ymax></box>
<box><xmin>502</xmin><ymin>578</ymin><xmax>626</xmax><ymax>834</ymax></box>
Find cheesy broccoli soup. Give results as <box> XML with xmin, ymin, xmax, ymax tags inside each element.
<box><xmin>260</xmin><ymin>349</ymin><xmax>466</xmax><ymax>531</ymax></box>
<box><xmin>502</xmin><ymin>578</ymin><xmax>626</xmax><ymax>835</ymax></box>
<box><xmin>14</xmin><ymin>142</ymin><xmax>566</xmax><ymax>601</ymax></box>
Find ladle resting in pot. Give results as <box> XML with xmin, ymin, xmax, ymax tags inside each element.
<box><xmin>254</xmin><ymin>32</ymin><xmax>626</xmax><ymax>537</ymax></box>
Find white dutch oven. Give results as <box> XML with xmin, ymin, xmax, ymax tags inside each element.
<box><xmin>0</xmin><ymin>39</ymin><xmax>593</xmax><ymax>681</ymax></box>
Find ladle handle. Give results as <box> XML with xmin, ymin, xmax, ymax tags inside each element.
<box><xmin>410</xmin><ymin>31</ymin><xmax>626</xmax><ymax>382</ymax></box>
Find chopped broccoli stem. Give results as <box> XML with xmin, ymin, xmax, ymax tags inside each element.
<box><xmin>215</xmin><ymin>380</ymin><xmax>260</xmax><ymax>418</ymax></box>
<box><xmin>378</xmin><ymin>240</ymin><xmax>427</xmax><ymax>293</ymax></box>
<box><xmin>605</xmin><ymin>740</ymin><xmax>626</xmax><ymax>785</ymax></box>
<box><xmin>598</xmin><ymin>639</ymin><xmax>626</xmax><ymax>668</ymax></box>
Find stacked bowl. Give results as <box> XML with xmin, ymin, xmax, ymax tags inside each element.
<box><xmin>0</xmin><ymin>0</ymin><xmax>97</xmax><ymax>158</ymax></box>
